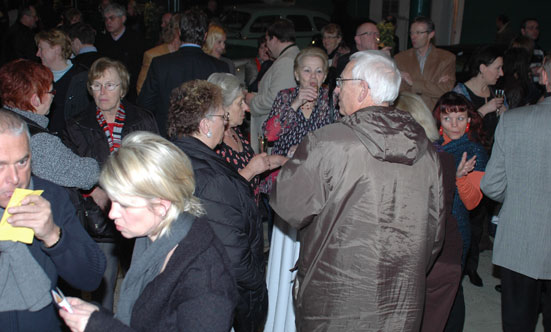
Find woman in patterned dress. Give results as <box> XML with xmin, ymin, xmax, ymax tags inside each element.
<box><xmin>262</xmin><ymin>46</ymin><xmax>340</xmax><ymax>332</ymax></box>
<box><xmin>208</xmin><ymin>73</ymin><xmax>287</xmax><ymax>200</ymax></box>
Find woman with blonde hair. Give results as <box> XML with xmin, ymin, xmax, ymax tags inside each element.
<box><xmin>35</xmin><ymin>28</ymin><xmax>87</xmax><ymax>132</ymax></box>
<box><xmin>60</xmin><ymin>131</ymin><xmax>238</xmax><ymax>332</ymax></box>
<box><xmin>203</xmin><ymin>23</ymin><xmax>236</xmax><ymax>74</ymax></box>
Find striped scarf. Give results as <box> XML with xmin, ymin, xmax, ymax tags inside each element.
<box><xmin>96</xmin><ymin>103</ymin><xmax>126</xmax><ymax>153</ymax></box>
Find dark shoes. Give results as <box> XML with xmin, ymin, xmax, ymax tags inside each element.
<box><xmin>467</xmin><ymin>270</ymin><xmax>483</xmax><ymax>287</ymax></box>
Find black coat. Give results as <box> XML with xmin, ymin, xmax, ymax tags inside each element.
<box><xmin>63</xmin><ymin>101</ymin><xmax>158</xmax><ymax>166</ymax></box>
<box><xmin>85</xmin><ymin>217</ymin><xmax>238</xmax><ymax>332</ymax></box>
<box><xmin>72</xmin><ymin>51</ymin><xmax>103</xmax><ymax>69</ymax></box>
<box><xmin>49</xmin><ymin>63</ymin><xmax>88</xmax><ymax>133</ymax></box>
<box><xmin>173</xmin><ymin>136</ymin><xmax>268</xmax><ymax>332</ymax></box>
<box><xmin>137</xmin><ymin>46</ymin><xmax>229</xmax><ymax>137</ymax></box>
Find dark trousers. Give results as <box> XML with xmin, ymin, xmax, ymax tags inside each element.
<box><xmin>501</xmin><ymin>267</ymin><xmax>551</xmax><ymax>332</ymax></box>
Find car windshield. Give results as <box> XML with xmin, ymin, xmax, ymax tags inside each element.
<box><xmin>221</xmin><ymin>10</ymin><xmax>251</xmax><ymax>32</ymax></box>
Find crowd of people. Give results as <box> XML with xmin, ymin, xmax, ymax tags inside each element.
<box><xmin>0</xmin><ymin>1</ymin><xmax>549</xmax><ymax>332</ymax></box>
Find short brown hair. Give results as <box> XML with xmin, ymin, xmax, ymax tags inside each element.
<box><xmin>35</xmin><ymin>29</ymin><xmax>73</xmax><ymax>60</ymax></box>
<box><xmin>167</xmin><ymin>80</ymin><xmax>223</xmax><ymax>138</ymax></box>
<box><xmin>321</xmin><ymin>23</ymin><xmax>342</xmax><ymax>38</ymax></box>
<box><xmin>87</xmin><ymin>57</ymin><xmax>130</xmax><ymax>97</ymax></box>
<box><xmin>0</xmin><ymin>59</ymin><xmax>53</xmax><ymax>112</ymax></box>
<box><xmin>294</xmin><ymin>47</ymin><xmax>329</xmax><ymax>75</ymax></box>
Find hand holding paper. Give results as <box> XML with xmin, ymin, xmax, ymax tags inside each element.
<box><xmin>0</xmin><ymin>188</ymin><xmax>43</xmax><ymax>244</ymax></box>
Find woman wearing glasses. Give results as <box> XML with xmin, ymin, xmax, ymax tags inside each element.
<box><xmin>169</xmin><ymin>80</ymin><xmax>268</xmax><ymax>332</ymax></box>
<box><xmin>63</xmin><ymin>57</ymin><xmax>158</xmax><ymax>311</ymax></box>
<box><xmin>208</xmin><ymin>73</ymin><xmax>287</xmax><ymax>201</ymax></box>
<box><xmin>0</xmin><ymin>59</ymin><xmax>99</xmax><ymax>191</ymax></box>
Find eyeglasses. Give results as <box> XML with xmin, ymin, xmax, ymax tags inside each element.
<box><xmin>209</xmin><ymin>112</ymin><xmax>230</xmax><ymax>122</ymax></box>
<box><xmin>89</xmin><ymin>82</ymin><xmax>121</xmax><ymax>91</ymax></box>
<box><xmin>356</xmin><ymin>31</ymin><xmax>380</xmax><ymax>38</ymax></box>
<box><xmin>47</xmin><ymin>89</ymin><xmax>56</xmax><ymax>96</ymax></box>
<box><xmin>409</xmin><ymin>30</ymin><xmax>430</xmax><ymax>36</ymax></box>
<box><xmin>335</xmin><ymin>77</ymin><xmax>364</xmax><ymax>88</ymax></box>
<box><xmin>104</xmin><ymin>15</ymin><xmax>122</xmax><ymax>22</ymax></box>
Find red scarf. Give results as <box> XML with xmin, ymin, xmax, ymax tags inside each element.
<box><xmin>96</xmin><ymin>103</ymin><xmax>126</xmax><ymax>153</ymax></box>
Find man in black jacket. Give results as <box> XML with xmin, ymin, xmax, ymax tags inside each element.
<box><xmin>68</xmin><ymin>23</ymin><xmax>103</xmax><ymax>69</ymax></box>
<box><xmin>137</xmin><ymin>8</ymin><xmax>229</xmax><ymax>137</ymax></box>
<box><xmin>1</xmin><ymin>5</ymin><xmax>39</xmax><ymax>64</ymax></box>
<box><xmin>95</xmin><ymin>3</ymin><xmax>142</xmax><ymax>102</ymax></box>
<box><xmin>0</xmin><ymin>109</ymin><xmax>106</xmax><ymax>331</ymax></box>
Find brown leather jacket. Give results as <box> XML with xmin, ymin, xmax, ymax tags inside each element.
<box><xmin>271</xmin><ymin>106</ymin><xmax>445</xmax><ymax>331</ymax></box>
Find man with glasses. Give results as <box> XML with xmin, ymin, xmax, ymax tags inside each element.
<box><xmin>394</xmin><ymin>16</ymin><xmax>455</xmax><ymax>109</ymax></box>
<box><xmin>270</xmin><ymin>50</ymin><xmax>445</xmax><ymax>331</ymax></box>
<box><xmin>1</xmin><ymin>5</ymin><xmax>40</xmax><ymax>64</ymax></box>
<box><xmin>96</xmin><ymin>3</ymin><xmax>142</xmax><ymax>102</ymax></box>
<box><xmin>354</xmin><ymin>21</ymin><xmax>380</xmax><ymax>52</ymax></box>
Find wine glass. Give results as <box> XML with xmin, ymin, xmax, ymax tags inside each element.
<box><xmin>494</xmin><ymin>89</ymin><xmax>504</xmax><ymax>115</ymax></box>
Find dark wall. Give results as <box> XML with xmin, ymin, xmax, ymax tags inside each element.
<box><xmin>461</xmin><ymin>0</ymin><xmax>550</xmax><ymax>50</ymax></box>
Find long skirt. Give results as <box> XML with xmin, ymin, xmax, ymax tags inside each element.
<box><xmin>263</xmin><ymin>216</ymin><xmax>300</xmax><ymax>332</ymax></box>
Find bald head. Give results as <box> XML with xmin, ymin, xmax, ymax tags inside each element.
<box><xmin>354</xmin><ymin>22</ymin><xmax>380</xmax><ymax>51</ymax></box>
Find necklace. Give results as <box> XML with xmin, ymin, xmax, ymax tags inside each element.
<box><xmin>226</xmin><ymin>129</ymin><xmax>240</xmax><ymax>144</ymax></box>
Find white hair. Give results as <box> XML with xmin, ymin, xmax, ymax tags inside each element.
<box><xmin>349</xmin><ymin>50</ymin><xmax>401</xmax><ymax>104</ymax></box>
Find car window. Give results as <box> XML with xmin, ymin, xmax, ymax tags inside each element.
<box><xmin>250</xmin><ymin>15</ymin><xmax>280</xmax><ymax>33</ymax></box>
<box><xmin>287</xmin><ymin>15</ymin><xmax>312</xmax><ymax>32</ymax></box>
<box><xmin>221</xmin><ymin>10</ymin><xmax>251</xmax><ymax>32</ymax></box>
<box><xmin>313</xmin><ymin>16</ymin><xmax>330</xmax><ymax>31</ymax></box>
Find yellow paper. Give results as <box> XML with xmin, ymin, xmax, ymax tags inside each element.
<box><xmin>0</xmin><ymin>188</ymin><xmax>44</xmax><ymax>244</ymax></box>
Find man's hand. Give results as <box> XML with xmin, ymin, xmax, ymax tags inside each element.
<box><xmin>401</xmin><ymin>71</ymin><xmax>413</xmax><ymax>86</ymax></box>
<box><xmin>438</xmin><ymin>74</ymin><xmax>452</xmax><ymax>84</ymax></box>
<box><xmin>7</xmin><ymin>194</ymin><xmax>60</xmax><ymax>247</ymax></box>
<box><xmin>90</xmin><ymin>187</ymin><xmax>110</xmax><ymax>213</ymax></box>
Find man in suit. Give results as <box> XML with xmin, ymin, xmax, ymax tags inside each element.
<box><xmin>138</xmin><ymin>9</ymin><xmax>229</xmax><ymax>137</ymax></box>
<box><xmin>481</xmin><ymin>55</ymin><xmax>551</xmax><ymax>332</ymax></box>
<box><xmin>394</xmin><ymin>16</ymin><xmax>455</xmax><ymax>110</ymax></box>
<box><xmin>68</xmin><ymin>23</ymin><xmax>102</xmax><ymax>69</ymax></box>
<box><xmin>246</xmin><ymin>19</ymin><xmax>299</xmax><ymax>152</ymax></box>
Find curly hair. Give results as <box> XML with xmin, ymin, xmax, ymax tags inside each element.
<box><xmin>167</xmin><ymin>80</ymin><xmax>223</xmax><ymax>138</ymax></box>
<box><xmin>35</xmin><ymin>29</ymin><xmax>73</xmax><ymax>60</ymax></box>
<box><xmin>433</xmin><ymin>91</ymin><xmax>487</xmax><ymax>145</ymax></box>
<box><xmin>0</xmin><ymin>59</ymin><xmax>53</xmax><ymax>112</ymax></box>
<box><xmin>179</xmin><ymin>8</ymin><xmax>208</xmax><ymax>45</ymax></box>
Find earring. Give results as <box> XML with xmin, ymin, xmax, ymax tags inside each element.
<box><xmin>206</xmin><ymin>130</ymin><xmax>212</xmax><ymax>138</ymax></box>
<box><xmin>439</xmin><ymin>126</ymin><xmax>443</xmax><ymax>136</ymax></box>
<box><xmin>465</xmin><ymin>123</ymin><xmax>470</xmax><ymax>133</ymax></box>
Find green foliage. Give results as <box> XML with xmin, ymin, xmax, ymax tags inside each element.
<box><xmin>377</xmin><ymin>21</ymin><xmax>395</xmax><ymax>49</ymax></box>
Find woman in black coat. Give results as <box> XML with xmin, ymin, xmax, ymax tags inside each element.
<box><xmin>59</xmin><ymin>132</ymin><xmax>237</xmax><ymax>332</ymax></box>
<box><xmin>63</xmin><ymin>57</ymin><xmax>158</xmax><ymax>311</ymax></box>
<box><xmin>168</xmin><ymin>80</ymin><xmax>268</xmax><ymax>332</ymax></box>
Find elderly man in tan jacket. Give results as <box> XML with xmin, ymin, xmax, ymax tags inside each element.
<box><xmin>270</xmin><ymin>51</ymin><xmax>445</xmax><ymax>331</ymax></box>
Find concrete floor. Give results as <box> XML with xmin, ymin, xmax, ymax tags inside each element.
<box><xmin>463</xmin><ymin>250</ymin><xmax>544</xmax><ymax>332</ymax></box>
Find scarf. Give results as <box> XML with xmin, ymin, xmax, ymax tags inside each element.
<box><xmin>0</xmin><ymin>179</ymin><xmax>52</xmax><ymax>312</ymax></box>
<box><xmin>96</xmin><ymin>103</ymin><xmax>126</xmax><ymax>153</ymax></box>
<box><xmin>114</xmin><ymin>213</ymin><xmax>195</xmax><ymax>325</ymax></box>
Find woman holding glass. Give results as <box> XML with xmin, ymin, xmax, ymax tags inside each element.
<box><xmin>453</xmin><ymin>45</ymin><xmax>507</xmax><ymax>145</ymax></box>
<box><xmin>168</xmin><ymin>80</ymin><xmax>267</xmax><ymax>332</ymax></box>
<box><xmin>208</xmin><ymin>72</ymin><xmax>287</xmax><ymax>200</ymax></box>
<box><xmin>59</xmin><ymin>132</ymin><xmax>238</xmax><ymax>332</ymax></box>
<box><xmin>262</xmin><ymin>46</ymin><xmax>339</xmax><ymax>332</ymax></box>
<box><xmin>63</xmin><ymin>57</ymin><xmax>158</xmax><ymax>311</ymax></box>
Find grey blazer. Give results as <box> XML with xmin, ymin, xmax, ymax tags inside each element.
<box><xmin>481</xmin><ymin>97</ymin><xmax>551</xmax><ymax>279</ymax></box>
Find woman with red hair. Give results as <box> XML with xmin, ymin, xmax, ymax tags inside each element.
<box><xmin>433</xmin><ymin>91</ymin><xmax>488</xmax><ymax>331</ymax></box>
<box><xmin>0</xmin><ymin>59</ymin><xmax>99</xmax><ymax>190</ymax></box>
